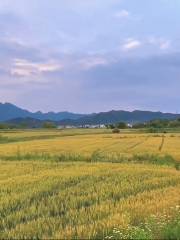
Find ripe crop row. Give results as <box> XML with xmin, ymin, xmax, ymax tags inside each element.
<box><xmin>0</xmin><ymin>132</ymin><xmax>180</xmax><ymax>160</ymax></box>
<box><xmin>0</xmin><ymin>161</ymin><xmax>180</xmax><ymax>239</ymax></box>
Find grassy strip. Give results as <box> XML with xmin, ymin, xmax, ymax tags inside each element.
<box><xmin>1</xmin><ymin>151</ymin><xmax>180</xmax><ymax>170</ymax></box>
<box><xmin>0</xmin><ymin>130</ymin><xmax>111</xmax><ymax>144</ymax></box>
<box><xmin>0</xmin><ymin>134</ymin><xmax>64</xmax><ymax>144</ymax></box>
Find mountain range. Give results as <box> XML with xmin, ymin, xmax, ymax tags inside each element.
<box><xmin>58</xmin><ymin>110</ymin><xmax>180</xmax><ymax>125</ymax></box>
<box><xmin>0</xmin><ymin>102</ymin><xmax>180</xmax><ymax>126</ymax></box>
<box><xmin>0</xmin><ymin>103</ymin><xmax>85</xmax><ymax>122</ymax></box>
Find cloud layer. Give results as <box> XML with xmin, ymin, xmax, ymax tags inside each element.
<box><xmin>0</xmin><ymin>0</ymin><xmax>180</xmax><ymax>113</ymax></box>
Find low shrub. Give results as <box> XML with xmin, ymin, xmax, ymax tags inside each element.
<box><xmin>112</xmin><ymin>128</ymin><xmax>120</xmax><ymax>134</ymax></box>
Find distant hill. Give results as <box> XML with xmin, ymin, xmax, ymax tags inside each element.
<box><xmin>6</xmin><ymin>117</ymin><xmax>46</xmax><ymax>128</ymax></box>
<box><xmin>0</xmin><ymin>103</ymin><xmax>85</xmax><ymax>122</ymax></box>
<box><xmin>58</xmin><ymin>110</ymin><xmax>180</xmax><ymax>125</ymax></box>
<box><xmin>1</xmin><ymin>103</ymin><xmax>180</xmax><ymax>127</ymax></box>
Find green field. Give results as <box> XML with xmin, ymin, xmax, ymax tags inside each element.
<box><xmin>0</xmin><ymin>129</ymin><xmax>180</xmax><ymax>239</ymax></box>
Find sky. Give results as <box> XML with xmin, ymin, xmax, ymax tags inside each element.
<box><xmin>0</xmin><ymin>0</ymin><xmax>180</xmax><ymax>113</ymax></box>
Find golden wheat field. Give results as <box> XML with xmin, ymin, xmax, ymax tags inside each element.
<box><xmin>1</xmin><ymin>129</ymin><xmax>180</xmax><ymax>159</ymax></box>
<box><xmin>0</xmin><ymin>129</ymin><xmax>180</xmax><ymax>239</ymax></box>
